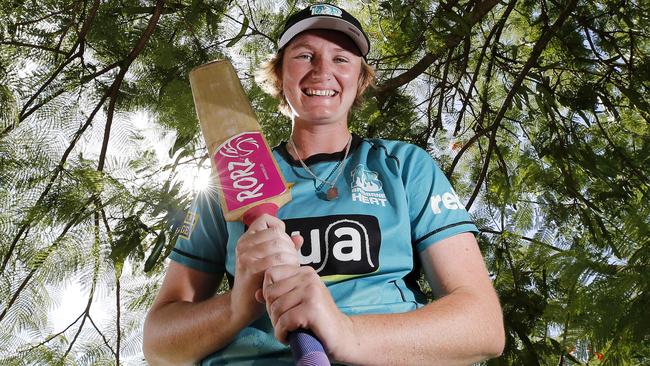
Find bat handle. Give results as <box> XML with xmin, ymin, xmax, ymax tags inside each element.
<box><xmin>289</xmin><ymin>329</ymin><xmax>331</xmax><ymax>366</ymax></box>
<box><xmin>242</xmin><ymin>203</ymin><xmax>280</xmax><ymax>226</ymax></box>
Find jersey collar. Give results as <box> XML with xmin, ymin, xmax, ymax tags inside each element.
<box><xmin>275</xmin><ymin>133</ymin><xmax>363</xmax><ymax>167</ymax></box>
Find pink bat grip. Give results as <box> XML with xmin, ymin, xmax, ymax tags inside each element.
<box><xmin>242</xmin><ymin>203</ymin><xmax>280</xmax><ymax>226</ymax></box>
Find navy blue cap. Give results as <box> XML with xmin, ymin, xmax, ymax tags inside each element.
<box><xmin>278</xmin><ymin>3</ymin><xmax>370</xmax><ymax>57</ymax></box>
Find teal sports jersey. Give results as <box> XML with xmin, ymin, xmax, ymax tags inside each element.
<box><xmin>171</xmin><ymin>135</ymin><xmax>478</xmax><ymax>365</ymax></box>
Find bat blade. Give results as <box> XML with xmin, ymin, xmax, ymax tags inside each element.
<box><xmin>189</xmin><ymin>60</ymin><xmax>291</xmax><ymax>222</ymax></box>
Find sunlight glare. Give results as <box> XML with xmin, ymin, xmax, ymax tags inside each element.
<box><xmin>193</xmin><ymin>166</ymin><xmax>214</xmax><ymax>192</ymax></box>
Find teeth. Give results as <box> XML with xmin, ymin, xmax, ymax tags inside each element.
<box><xmin>305</xmin><ymin>89</ymin><xmax>337</xmax><ymax>96</ymax></box>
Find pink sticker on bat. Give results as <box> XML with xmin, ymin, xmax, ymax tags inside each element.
<box><xmin>214</xmin><ymin>131</ymin><xmax>285</xmax><ymax>212</ymax></box>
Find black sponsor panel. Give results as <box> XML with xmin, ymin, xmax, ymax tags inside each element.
<box><xmin>284</xmin><ymin>215</ymin><xmax>381</xmax><ymax>277</ymax></box>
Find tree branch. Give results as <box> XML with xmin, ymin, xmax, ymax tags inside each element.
<box><xmin>481</xmin><ymin>228</ymin><xmax>567</xmax><ymax>253</ymax></box>
<box><xmin>89</xmin><ymin>314</ymin><xmax>117</xmax><ymax>357</ymax></box>
<box><xmin>446</xmin><ymin>125</ymin><xmax>493</xmax><ymax>177</ymax></box>
<box><xmin>0</xmin><ymin>195</ymin><xmax>95</xmax><ymax>322</ymax></box>
<box><xmin>375</xmin><ymin>0</ymin><xmax>501</xmax><ymax>100</ymax></box>
<box><xmin>14</xmin><ymin>61</ymin><xmax>120</xmax><ymax>125</ymax></box>
<box><xmin>454</xmin><ymin>0</ymin><xmax>517</xmax><ymax>135</ymax></box>
<box><xmin>0</xmin><ymin>40</ymin><xmax>68</xmax><ymax>55</ymax></box>
<box><xmin>17</xmin><ymin>0</ymin><xmax>101</xmax><ymax>124</ymax></box>
<box><xmin>115</xmin><ymin>275</ymin><xmax>122</xmax><ymax>365</ymax></box>
<box><xmin>433</xmin><ymin>48</ymin><xmax>453</xmax><ymax>134</ymax></box>
<box><xmin>11</xmin><ymin>3</ymin><xmax>80</xmax><ymax>27</ymax></box>
<box><xmin>97</xmin><ymin>0</ymin><xmax>165</xmax><ymax>173</ymax></box>
<box><xmin>465</xmin><ymin>0</ymin><xmax>580</xmax><ymax>210</ymax></box>
<box><xmin>59</xmin><ymin>197</ymin><xmax>105</xmax><ymax>362</ymax></box>
<box><xmin>1</xmin><ymin>87</ymin><xmax>110</xmax><ymax>273</ymax></box>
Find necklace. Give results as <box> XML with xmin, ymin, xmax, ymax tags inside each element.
<box><xmin>289</xmin><ymin>134</ymin><xmax>352</xmax><ymax>201</ymax></box>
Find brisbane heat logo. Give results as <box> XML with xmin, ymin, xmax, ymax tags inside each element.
<box><xmin>351</xmin><ymin>164</ymin><xmax>388</xmax><ymax>207</ymax></box>
<box><xmin>284</xmin><ymin>215</ymin><xmax>381</xmax><ymax>282</ymax></box>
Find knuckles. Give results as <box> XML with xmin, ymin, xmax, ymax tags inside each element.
<box><xmin>257</xmin><ymin>214</ymin><xmax>285</xmax><ymax>231</ymax></box>
<box><xmin>298</xmin><ymin>266</ymin><xmax>320</xmax><ymax>281</ymax></box>
<box><xmin>270</xmin><ymin>252</ymin><xmax>290</xmax><ymax>266</ymax></box>
<box><xmin>268</xmin><ymin>296</ymin><xmax>284</xmax><ymax>317</ymax></box>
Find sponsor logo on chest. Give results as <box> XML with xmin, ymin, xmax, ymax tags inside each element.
<box><xmin>284</xmin><ymin>215</ymin><xmax>381</xmax><ymax>282</ymax></box>
<box><xmin>350</xmin><ymin>164</ymin><xmax>388</xmax><ymax>207</ymax></box>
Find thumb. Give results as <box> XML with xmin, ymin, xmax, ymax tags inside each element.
<box><xmin>290</xmin><ymin>234</ymin><xmax>304</xmax><ymax>251</ymax></box>
<box><xmin>255</xmin><ymin>288</ymin><xmax>265</xmax><ymax>303</ymax></box>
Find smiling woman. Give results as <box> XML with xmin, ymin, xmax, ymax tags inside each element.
<box><xmin>280</xmin><ymin>30</ymin><xmax>363</xmax><ymax>128</ymax></box>
<box><xmin>143</xmin><ymin>3</ymin><xmax>504</xmax><ymax>366</ymax></box>
<box><xmin>255</xmin><ymin>42</ymin><xmax>374</xmax><ymax>119</ymax></box>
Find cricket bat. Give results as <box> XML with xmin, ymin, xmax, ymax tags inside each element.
<box><xmin>189</xmin><ymin>60</ymin><xmax>330</xmax><ymax>366</ymax></box>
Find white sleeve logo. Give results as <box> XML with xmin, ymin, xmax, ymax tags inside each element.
<box><xmin>430</xmin><ymin>191</ymin><xmax>463</xmax><ymax>214</ymax></box>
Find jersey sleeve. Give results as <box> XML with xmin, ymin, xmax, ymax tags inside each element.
<box><xmin>169</xmin><ymin>191</ymin><xmax>228</xmax><ymax>273</ymax></box>
<box><xmin>402</xmin><ymin>146</ymin><xmax>478</xmax><ymax>252</ymax></box>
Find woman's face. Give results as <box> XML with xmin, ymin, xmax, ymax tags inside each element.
<box><xmin>281</xmin><ymin>29</ymin><xmax>362</xmax><ymax>126</ymax></box>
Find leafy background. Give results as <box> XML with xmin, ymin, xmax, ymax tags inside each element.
<box><xmin>1</xmin><ymin>0</ymin><xmax>648</xmax><ymax>365</ymax></box>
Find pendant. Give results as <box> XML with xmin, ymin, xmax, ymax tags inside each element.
<box><xmin>326</xmin><ymin>187</ymin><xmax>338</xmax><ymax>200</ymax></box>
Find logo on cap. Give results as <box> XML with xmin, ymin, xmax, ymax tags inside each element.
<box><xmin>310</xmin><ymin>4</ymin><xmax>342</xmax><ymax>17</ymax></box>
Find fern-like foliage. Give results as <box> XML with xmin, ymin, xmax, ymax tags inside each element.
<box><xmin>1</xmin><ymin>0</ymin><xmax>649</xmax><ymax>365</ymax></box>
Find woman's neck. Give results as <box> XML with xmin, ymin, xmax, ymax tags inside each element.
<box><xmin>289</xmin><ymin>119</ymin><xmax>351</xmax><ymax>159</ymax></box>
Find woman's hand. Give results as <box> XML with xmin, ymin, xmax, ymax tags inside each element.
<box><xmin>230</xmin><ymin>214</ymin><xmax>303</xmax><ymax>327</ymax></box>
<box><xmin>262</xmin><ymin>265</ymin><xmax>356</xmax><ymax>359</ymax></box>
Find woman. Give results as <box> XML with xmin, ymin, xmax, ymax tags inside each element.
<box><xmin>143</xmin><ymin>3</ymin><xmax>505</xmax><ymax>365</ymax></box>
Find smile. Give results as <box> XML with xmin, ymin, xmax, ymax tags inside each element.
<box><xmin>303</xmin><ymin>88</ymin><xmax>339</xmax><ymax>97</ymax></box>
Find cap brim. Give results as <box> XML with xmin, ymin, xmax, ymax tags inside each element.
<box><xmin>278</xmin><ymin>17</ymin><xmax>369</xmax><ymax>56</ymax></box>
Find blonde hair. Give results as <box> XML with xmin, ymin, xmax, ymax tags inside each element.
<box><xmin>255</xmin><ymin>48</ymin><xmax>375</xmax><ymax>117</ymax></box>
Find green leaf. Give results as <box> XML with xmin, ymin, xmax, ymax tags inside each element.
<box><xmin>226</xmin><ymin>16</ymin><xmax>249</xmax><ymax>47</ymax></box>
<box><xmin>0</xmin><ymin>84</ymin><xmax>18</xmax><ymax>129</ymax></box>
<box><xmin>110</xmin><ymin>216</ymin><xmax>147</xmax><ymax>268</ymax></box>
<box><xmin>565</xmin><ymin>352</ymin><xmax>583</xmax><ymax>364</ymax></box>
<box><xmin>169</xmin><ymin>132</ymin><xmax>193</xmax><ymax>157</ymax></box>
<box><xmin>27</xmin><ymin>245</ymin><xmax>55</xmax><ymax>270</ymax></box>
<box><xmin>144</xmin><ymin>231</ymin><xmax>166</xmax><ymax>272</ymax></box>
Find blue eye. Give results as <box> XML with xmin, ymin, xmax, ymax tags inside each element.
<box><xmin>297</xmin><ymin>54</ymin><xmax>312</xmax><ymax>61</ymax></box>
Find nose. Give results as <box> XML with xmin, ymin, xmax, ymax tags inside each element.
<box><xmin>311</xmin><ymin>56</ymin><xmax>332</xmax><ymax>80</ymax></box>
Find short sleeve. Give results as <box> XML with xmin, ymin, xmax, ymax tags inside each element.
<box><xmin>403</xmin><ymin>146</ymin><xmax>478</xmax><ymax>252</ymax></box>
<box><xmin>169</xmin><ymin>191</ymin><xmax>228</xmax><ymax>273</ymax></box>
